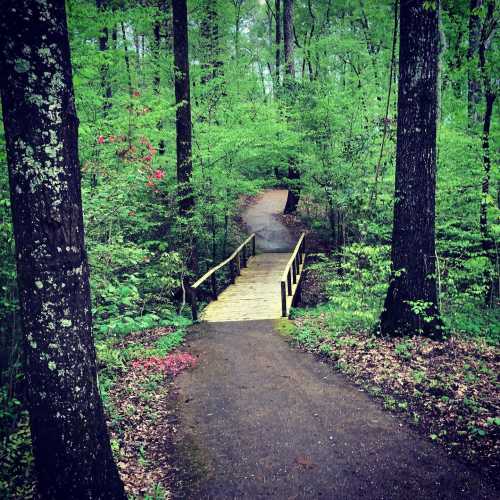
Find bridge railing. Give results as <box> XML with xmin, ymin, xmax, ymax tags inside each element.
<box><xmin>190</xmin><ymin>233</ymin><xmax>256</xmax><ymax>321</ymax></box>
<box><xmin>280</xmin><ymin>233</ymin><xmax>306</xmax><ymax>317</ymax></box>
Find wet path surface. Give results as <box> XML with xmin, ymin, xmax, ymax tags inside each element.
<box><xmin>173</xmin><ymin>322</ymin><xmax>496</xmax><ymax>499</ymax></box>
<box><xmin>242</xmin><ymin>189</ymin><xmax>295</xmax><ymax>252</ymax></box>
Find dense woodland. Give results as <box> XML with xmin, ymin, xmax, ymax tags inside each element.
<box><xmin>0</xmin><ymin>0</ymin><xmax>498</xmax><ymax>498</ymax></box>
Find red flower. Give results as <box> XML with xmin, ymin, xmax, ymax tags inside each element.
<box><xmin>144</xmin><ymin>154</ymin><xmax>153</xmax><ymax>162</ymax></box>
<box><xmin>109</xmin><ymin>135</ymin><xmax>115</xmax><ymax>143</ymax></box>
<box><xmin>131</xmin><ymin>352</ymin><xmax>197</xmax><ymax>376</ymax></box>
<box><xmin>132</xmin><ymin>90</ymin><xmax>140</xmax><ymax>97</ymax></box>
<box><xmin>154</xmin><ymin>169</ymin><xmax>165</xmax><ymax>179</ymax></box>
<box><xmin>98</xmin><ymin>135</ymin><xmax>105</xmax><ymax>144</ymax></box>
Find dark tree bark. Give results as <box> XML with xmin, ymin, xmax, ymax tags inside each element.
<box><xmin>283</xmin><ymin>0</ymin><xmax>301</xmax><ymax>214</ymax></box>
<box><xmin>200</xmin><ymin>0</ymin><xmax>221</xmax><ymax>84</ymax></box>
<box><xmin>478</xmin><ymin>0</ymin><xmax>497</xmax><ymax>301</ymax></box>
<box><xmin>96</xmin><ymin>0</ymin><xmax>112</xmax><ymax>113</ymax></box>
<box><xmin>275</xmin><ymin>0</ymin><xmax>281</xmax><ymax>88</ymax></box>
<box><xmin>0</xmin><ymin>2</ymin><xmax>126</xmax><ymax>498</ymax></box>
<box><xmin>156</xmin><ymin>0</ymin><xmax>170</xmax><ymax>157</ymax></box>
<box><xmin>283</xmin><ymin>0</ymin><xmax>295</xmax><ymax>79</ymax></box>
<box><xmin>172</xmin><ymin>0</ymin><xmax>194</xmax><ymax>216</ymax></box>
<box><xmin>379</xmin><ymin>0</ymin><xmax>443</xmax><ymax>339</ymax></box>
<box><xmin>153</xmin><ymin>1</ymin><xmax>163</xmax><ymax>95</ymax></box>
<box><xmin>162</xmin><ymin>0</ymin><xmax>173</xmax><ymax>52</ymax></box>
<box><xmin>199</xmin><ymin>0</ymin><xmax>224</xmax><ymax>123</ymax></box>
<box><xmin>467</xmin><ymin>0</ymin><xmax>483</xmax><ymax>128</ymax></box>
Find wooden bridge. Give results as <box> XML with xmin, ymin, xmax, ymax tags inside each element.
<box><xmin>190</xmin><ymin>233</ymin><xmax>306</xmax><ymax>322</ymax></box>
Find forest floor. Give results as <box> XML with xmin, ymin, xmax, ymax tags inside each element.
<box><xmin>163</xmin><ymin>190</ymin><xmax>498</xmax><ymax>499</ymax></box>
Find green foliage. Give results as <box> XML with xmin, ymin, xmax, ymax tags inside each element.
<box><xmin>299</xmin><ymin>244</ymin><xmax>390</xmax><ymax>337</ymax></box>
<box><xmin>96</xmin><ymin>314</ymin><xmax>190</xmax><ymax>402</ymax></box>
<box><xmin>0</xmin><ymin>388</ymin><xmax>34</xmax><ymax>499</ymax></box>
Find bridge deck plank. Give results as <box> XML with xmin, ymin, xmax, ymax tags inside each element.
<box><xmin>201</xmin><ymin>253</ymin><xmax>297</xmax><ymax>322</ymax></box>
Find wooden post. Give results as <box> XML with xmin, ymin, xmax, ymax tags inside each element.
<box><xmin>229</xmin><ymin>260</ymin><xmax>235</xmax><ymax>283</ymax></box>
<box><xmin>292</xmin><ymin>257</ymin><xmax>297</xmax><ymax>284</ymax></box>
<box><xmin>252</xmin><ymin>235</ymin><xmax>256</xmax><ymax>255</ymax></box>
<box><xmin>294</xmin><ymin>279</ymin><xmax>302</xmax><ymax>306</ymax></box>
<box><xmin>236</xmin><ymin>253</ymin><xmax>241</xmax><ymax>276</ymax></box>
<box><xmin>211</xmin><ymin>273</ymin><xmax>217</xmax><ymax>300</ymax></box>
<box><xmin>191</xmin><ymin>287</ymin><xmax>198</xmax><ymax>321</ymax></box>
<box><xmin>242</xmin><ymin>245</ymin><xmax>247</xmax><ymax>267</ymax></box>
<box><xmin>281</xmin><ymin>281</ymin><xmax>287</xmax><ymax>317</ymax></box>
<box><xmin>287</xmin><ymin>270</ymin><xmax>292</xmax><ymax>295</ymax></box>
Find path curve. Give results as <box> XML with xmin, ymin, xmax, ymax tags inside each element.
<box><xmin>171</xmin><ymin>190</ymin><xmax>497</xmax><ymax>499</ymax></box>
<box><xmin>242</xmin><ymin>189</ymin><xmax>295</xmax><ymax>252</ymax></box>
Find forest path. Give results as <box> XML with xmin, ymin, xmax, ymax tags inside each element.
<box><xmin>242</xmin><ymin>189</ymin><xmax>296</xmax><ymax>252</ymax></box>
<box><xmin>171</xmin><ymin>190</ymin><xmax>495</xmax><ymax>499</ymax></box>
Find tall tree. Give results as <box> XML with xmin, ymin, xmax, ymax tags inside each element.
<box><xmin>97</xmin><ymin>0</ymin><xmax>113</xmax><ymax>113</ymax></box>
<box><xmin>0</xmin><ymin>1</ymin><xmax>126</xmax><ymax>498</ymax></box>
<box><xmin>379</xmin><ymin>0</ymin><xmax>443</xmax><ymax>339</ymax></box>
<box><xmin>467</xmin><ymin>0</ymin><xmax>483</xmax><ymax>128</ymax></box>
<box><xmin>173</xmin><ymin>0</ymin><xmax>195</xmax><ymax>216</ymax></box>
<box><xmin>283</xmin><ymin>0</ymin><xmax>301</xmax><ymax>214</ymax></box>
<box><xmin>283</xmin><ymin>0</ymin><xmax>295</xmax><ymax>79</ymax></box>
<box><xmin>478</xmin><ymin>0</ymin><xmax>497</xmax><ymax>299</ymax></box>
<box><xmin>200</xmin><ymin>0</ymin><xmax>222</xmax><ymax>85</ymax></box>
<box><xmin>153</xmin><ymin>1</ymin><xmax>164</xmax><ymax>95</ymax></box>
<box><xmin>275</xmin><ymin>0</ymin><xmax>282</xmax><ymax>88</ymax></box>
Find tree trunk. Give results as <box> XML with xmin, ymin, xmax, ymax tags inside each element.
<box><xmin>283</xmin><ymin>0</ymin><xmax>300</xmax><ymax>214</ymax></box>
<box><xmin>479</xmin><ymin>92</ymin><xmax>495</xmax><ymax>253</ymax></box>
<box><xmin>172</xmin><ymin>0</ymin><xmax>194</xmax><ymax>216</ymax></box>
<box><xmin>379</xmin><ymin>0</ymin><xmax>443</xmax><ymax>339</ymax></box>
<box><xmin>156</xmin><ymin>0</ymin><xmax>170</xmax><ymax>157</ymax></box>
<box><xmin>478</xmin><ymin>0</ymin><xmax>497</xmax><ymax>301</ymax></box>
<box><xmin>96</xmin><ymin>0</ymin><xmax>112</xmax><ymax>113</ymax></box>
<box><xmin>0</xmin><ymin>2</ymin><xmax>126</xmax><ymax>498</ymax></box>
<box><xmin>153</xmin><ymin>2</ymin><xmax>162</xmax><ymax>95</ymax></box>
<box><xmin>200</xmin><ymin>0</ymin><xmax>223</xmax><ymax>122</ymax></box>
<box><xmin>120</xmin><ymin>21</ymin><xmax>133</xmax><ymax>97</ymax></box>
<box><xmin>467</xmin><ymin>0</ymin><xmax>483</xmax><ymax>128</ymax></box>
<box><xmin>275</xmin><ymin>0</ymin><xmax>281</xmax><ymax>89</ymax></box>
<box><xmin>283</xmin><ymin>0</ymin><xmax>295</xmax><ymax>79</ymax></box>
<box><xmin>200</xmin><ymin>0</ymin><xmax>221</xmax><ymax>84</ymax></box>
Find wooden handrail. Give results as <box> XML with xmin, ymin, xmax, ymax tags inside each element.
<box><xmin>190</xmin><ymin>233</ymin><xmax>256</xmax><ymax>320</ymax></box>
<box><xmin>281</xmin><ymin>233</ymin><xmax>305</xmax><ymax>282</ymax></box>
<box><xmin>281</xmin><ymin>233</ymin><xmax>306</xmax><ymax>317</ymax></box>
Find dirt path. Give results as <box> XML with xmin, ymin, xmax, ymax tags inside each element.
<box><xmin>170</xmin><ymin>190</ymin><xmax>497</xmax><ymax>499</ymax></box>
<box><xmin>172</xmin><ymin>322</ymin><xmax>495</xmax><ymax>499</ymax></box>
<box><xmin>242</xmin><ymin>189</ymin><xmax>296</xmax><ymax>252</ymax></box>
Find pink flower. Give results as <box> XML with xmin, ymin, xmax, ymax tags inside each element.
<box><xmin>131</xmin><ymin>352</ymin><xmax>197</xmax><ymax>376</ymax></box>
<box><xmin>154</xmin><ymin>169</ymin><xmax>165</xmax><ymax>179</ymax></box>
<box><xmin>109</xmin><ymin>135</ymin><xmax>116</xmax><ymax>143</ymax></box>
<box><xmin>98</xmin><ymin>135</ymin><xmax>105</xmax><ymax>144</ymax></box>
<box><xmin>144</xmin><ymin>154</ymin><xmax>152</xmax><ymax>162</ymax></box>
